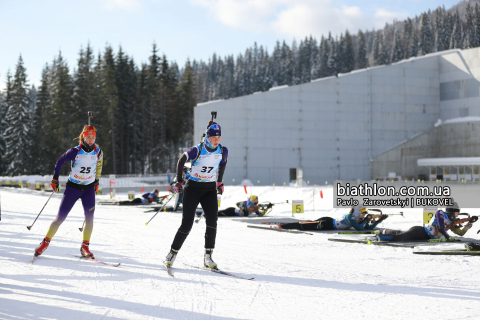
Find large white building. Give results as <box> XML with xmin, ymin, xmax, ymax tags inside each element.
<box><xmin>194</xmin><ymin>47</ymin><xmax>480</xmax><ymax>185</ymax></box>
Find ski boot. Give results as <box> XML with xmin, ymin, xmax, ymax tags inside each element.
<box><xmin>80</xmin><ymin>240</ymin><xmax>94</xmax><ymax>258</ymax></box>
<box><xmin>465</xmin><ymin>242</ymin><xmax>480</xmax><ymax>251</ymax></box>
<box><xmin>164</xmin><ymin>249</ymin><xmax>178</xmax><ymax>267</ymax></box>
<box><xmin>204</xmin><ymin>248</ymin><xmax>217</xmax><ymax>269</ymax></box>
<box><xmin>34</xmin><ymin>237</ymin><xmax>51</xmax><ymax>256</ymax></box>
<box><xmin>365</xmin><ymin>234</ymin><xmax>380</xmax><ymax>242</ymax></box>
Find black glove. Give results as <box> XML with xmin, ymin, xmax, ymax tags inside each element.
<box><xmin>267</xmin><ymin>203</ymin><xmax>273</xmax><ymax>209</ymax></box>
<box><xmin>216</xmin><ymin>182</ymin><xmax>224</xmax><ymax>195</ymax></box>
<box><xmin>174</xmin><ymin>182</ymin><xmax>183</xmax><ymax>193</ymax></box>
<box><xmin>378</xmin><ymin>215</ymin><xmax>389</xmax><ymax>222</ymax></box>
<box><xmin>50</xmin><ymin>179</ymin><xmax>59</xmax><ymax>191</ymax></box>
<box><xmin>470</xmin><ymin>216</ymin><xmax>478</xmax><ymax>223</ymax></box>
<box><xmin>364</xmin><ymin>214</ymin><xmax>372</xmax><ymax>222</ymax></box>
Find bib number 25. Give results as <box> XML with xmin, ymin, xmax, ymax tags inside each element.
<box><xmin>201</xmin><ymin>166</ymin><xmax>214</xmax><ymax>173</ymax></box>
<box><xmin>80</xmin><ymin>167</ymin><xmax>91</xmax><ymax>173</ymax></box>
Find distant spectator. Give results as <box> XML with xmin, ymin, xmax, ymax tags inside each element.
<box><xmin>166</xmin><ymin>168</ymin><xmax>171</xmax><ymax>184</ymax></box>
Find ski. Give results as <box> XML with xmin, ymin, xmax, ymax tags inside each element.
<box><xmin>165</xmin><ymin>264</ymin><xmax>174</xmax><ymax>277</ymax></box>
<box><xmin>185</xmin><ymin>264</ymin><xmax>254</xmax><ymax>280</ymax></box>
<box><xmin>247</xmin><ymin>225</ymin><xmax>314</xmax><ymax>235</ymax></box>
<box><xmin>73</xmin><ymin>255</ymin><xmax>121</xmax><ymax>267</ymax></box>
<box><xmin>414</xmin><ymin>250</ymin><xmax>480</xmax><ymax>255</ymax></box>
<box><xmin>328</xmin><ymin>238</ymin><xmax>417</xmax><ymax>248</ymax></box>
<box><xmin>29</xmin><ymin>254</ymin><xmax>38</xmax><ymax>264</ymax></box>
<box><xmin>338</xmin><ymin>230</ymin><xmax>380</xmax><ymax>235</ymax></box>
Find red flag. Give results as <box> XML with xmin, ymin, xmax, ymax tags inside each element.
<box><xmin>244</xmin><ymin>185</ymin><xmax>247</xmax><ymax>194</ymax></box>
<box><xmin>110</xmin><ymin>180</ymin><xmax>115</xmax><ymax>184</ymax></box>
<box><xmin>320</xmin><ymin>191</ymin><xmax>323</xmax><ymax>199</ymax></box>
<box><xmin>141</xmin><ymin>187</ymin><xmax>145</xmax><ymax>193</ymax></box>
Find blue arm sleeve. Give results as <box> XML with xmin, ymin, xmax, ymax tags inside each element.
<box><xmin>345</xmin><ymin>214</ymin><xmax>367</xmax><ymax>231</ymax></box>
<box><xmin>53</xmin><ymin>147</ymin><xmax>78</xmax><ymax>179</ymax></box>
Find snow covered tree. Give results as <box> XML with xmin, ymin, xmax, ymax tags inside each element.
<box><xmin>3</xmin><ymin>56</ymin><xmax>32</xmax><ymax>176</ymax></box>
<box><xmin>391</xmin><ymin>30</ymin><xmax>404</xmax><ymax>63</ymax></box>
<box><xmin>464</xmin><ymin>3</ymin><xmax>475</xmax><ymax>48</ymax></box>
<box><xmin>419</xmin><ymin>12</ymin><xmax>433</xmax><ymax>54</ymax></box>
<box><xmin>450</xmin><ymin>11</ymin><xmax>463</xmax><ymax>49</ymax></box>
<box><xmin>343</xmin><ymin>30</ymin><xmax>355</xmax><ymax>72</ymax></box>
<box><xmin>474</xmin><ymin>3</ymin><xmax>480</xmax><ymax>47</ymax></box>
<box><xmin>356</xmin><ymin>30</ymin><xmax>368</xmax><ymax>69</ymax></box>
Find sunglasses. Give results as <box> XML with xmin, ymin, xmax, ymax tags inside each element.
<box><xmin>84</xmin><ymin>126</ymin><xmax>96</xmax><ymax>132</ymax></box>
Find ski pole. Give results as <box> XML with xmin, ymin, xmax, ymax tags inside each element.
<box><xmin>145</xmin><ymin>192</ymin><xmax>177</xmax><ymax>225</ymax></box>
<box><xmin>27</xmin><ymin>190</ymin><xmax>55</xmax><ymax>230</ymax></box>
<box><xmin>79</xmin><ymin>220</ymin><xmax>85</xmax><ymax>232</ymax></box>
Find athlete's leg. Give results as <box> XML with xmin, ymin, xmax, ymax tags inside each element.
<box><xmin>80</xmin><ymin>187</ymin><xmax>96</xmax><ymax>241</ymax></box>
<box><xmin>379</xmin><ymin>226</ymin><xmax>430</xmax><ymax>242</ymax></box>
<box><xmin>171</xmin><ymin>184</ymin><xmax>202</xmax><ymax>251</ymax></box>
<box><xmin>45</xmin><ymin>186</ymin><xmax>82</xmax><ymax>239</ymax></box>
<box><xmin>200</xmin><ymin>188</ymin><xmax>218</xmax><ymax>249</ymax></box>
<box><xmin>218</xmin><ymin>207</ymin><xmax>236</xmax><ymax>216</ymax></box>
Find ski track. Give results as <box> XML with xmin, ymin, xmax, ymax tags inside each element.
<box><xmin>2</xmin><ymin>186</ymin><xmax>480</xmax><ymax>319</ymax></box>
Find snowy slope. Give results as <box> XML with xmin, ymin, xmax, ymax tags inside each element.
<box><xmin>1</xmin><ymin>185</ymin><xmax>480</xmax><ymax>320</ymax></box>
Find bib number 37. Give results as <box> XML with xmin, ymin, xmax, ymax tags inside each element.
<box><xmin>201</xmin><ymin>166</ymin><xmax>214</xmax><ymax>173</ymax></box>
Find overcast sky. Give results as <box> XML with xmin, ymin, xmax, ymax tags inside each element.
<box><xmin>0</xmin><ymin>0</ymin><xmax>463</xmax><ymax>91</ymax></box>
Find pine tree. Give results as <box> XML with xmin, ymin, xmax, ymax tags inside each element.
<box><xmin>450</xmin><ymin>10</ymin><xmax>463</xmax><ymax>49</ymax></box>
<box><xmin>356</xmin><ymin>30</ymin><xmax>368</xmax><ymax>69</ymax></box>
<box><xmin>403</xmin><ymin>18</ymin><xmax>413</xmax><ymax>58</ymax></box>
<box><xmin>3</xmin><ymin>56</ymin><xmax>32</xmax><ymax>176</ymax></box>
<box><xmin>343</xmin><ymin>30</ymin><xmax>355</xmax><ymax>72</ymax></box>
<box><xmin>391</xmin><ymin>29</ymin><xmax>404</xmax><ymax>63</ymax></box>
<box><xmin>435</xmin><ymin>8</ymin><xmax>447</xmax><ymax>52</ymax></box>
<box><xmin>464</xmin><ymin>3</ymin><xmax>475</xmax><ymax>48</ymax></box>
<box><xmin>176</xmin><ymin>59</ymin><xmax>195</xmax><ymax>146</ymax></box>
<box><xmin>73</xmin><ymin>44</ymin><xmax>95</xmax><ymax>124</ymax></box>
<box><xmin>0</xmin><ymin>71</ymin><xmax>12</xmax><ymax>175</ymax></box>
<box><xmin>474</xmin><ymin>3</ymin><xmax>480</xmax><ymax>47</ymax></box>
<box><xmin>30</xmin><ymin>65</ymin><xmax>51</xmax><ymax>174</ymax></box>
<box><xmin>419</xmin><ymin>12</ymin><xmax>433</xmax><ymax>54</ymax></box>
<box><xmin>98</xmin><ymin>46</ymin><xmax>119</xmax><ymax>174</ymax></box>
<box><xmin>327</xmin><ymin>37</ymin><xmax>338</xmax><ymax>76</ymax></box>
<box><xmin>409</xmin><ymin>27</ymin><xmax>420</xmax><ymax>57</ymax></box>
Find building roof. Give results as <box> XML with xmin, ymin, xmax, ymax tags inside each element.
<box><xmin>417</xmin><ymin>157</ymin><xmax>480</xmax><ymax>166</ymax></box>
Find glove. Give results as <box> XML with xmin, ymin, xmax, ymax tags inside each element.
<box><xmin>470</xmin><ymin>216</ymin><xmax>478</xmax><ymax>223</ymax></box>
<box><xmin>94</xmin><ymin>180</ymin><xmax>99</xmax><ymax>194</ymax></box>
<box><xmin>378</xmin><ymin>215</ymin><xmax>389</xmax><ymax>222</ymax></box>
<box><xmin>364</xmin><ymin>214</ymin><xmax>372</xmax><ymax>222</ymax></box>
<box><xmin>267</xmin><ymin>203</ymin><xmax>273</xmax><ymax>209</ymax></box>
<box><xmin>174</xmin><ymin>182</ymin><xmax>183</xmax><ymax>193</ymax></box>
<box><xmin>216</xmin><ymin>182</ymin><xmax>224</xmax><ymax>195</ymax></box>
<box><xmin>50</xmin><ymin>179</ymin><xmax>59</xmax><ymax>191</ymax></box>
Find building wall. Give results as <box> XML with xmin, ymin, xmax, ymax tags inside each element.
<box><xmin>194</xmin><ymin>48</ymin><xmax>480</xmax><ymax>185</ymax></box>
<box><xmin>371</xmin><ymin>121</ymin><xmax>480</xmax><ymax>180</ymax></box>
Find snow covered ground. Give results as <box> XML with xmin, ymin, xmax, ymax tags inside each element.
<box><xmin>1</xmin><ymin>185</ymin><xmax>480</xmax><ymax>320</ymax></box>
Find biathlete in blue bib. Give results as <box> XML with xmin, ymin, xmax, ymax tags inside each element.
<box><xmin>375</xmin><ymin>202</ymin><xmax>476</xmax><ymax>242</ymax></box>
<box><xmin>164</xmin><ymin>120</ymin><xmax>228</xmax><ymax>269</ymax></box>
<box><xmin>33</xmin><ymin>125</ymin><xmax>103</xmax><ymax>258</ymax></box>
<box><xmin>275</xmin><ymin>206</ymin><xmax>388</xmax><ymax>231</ymax></box>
